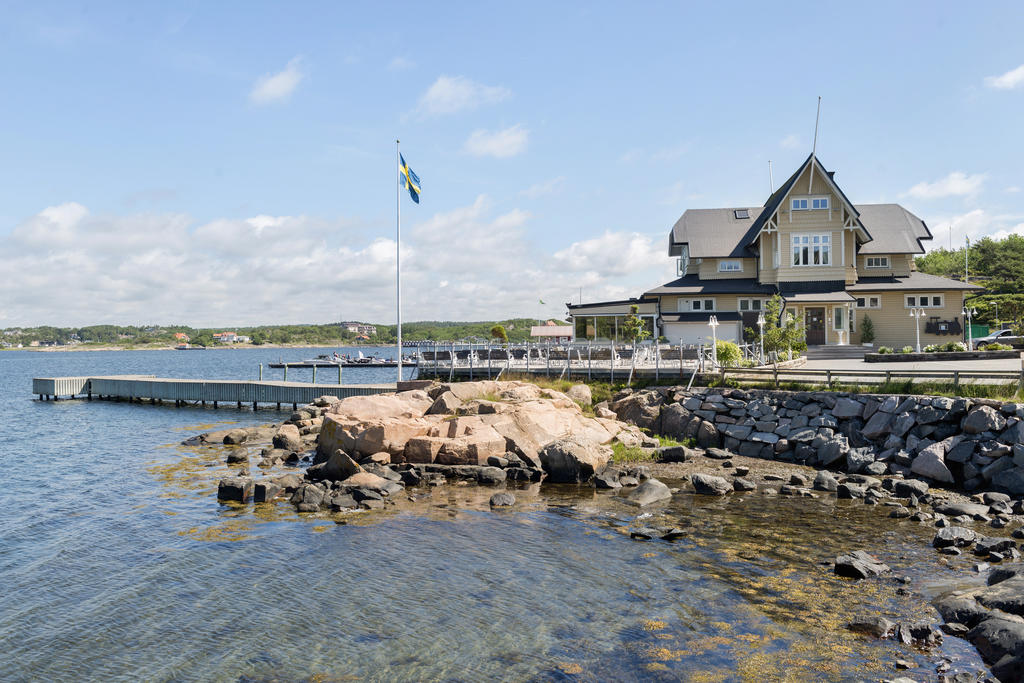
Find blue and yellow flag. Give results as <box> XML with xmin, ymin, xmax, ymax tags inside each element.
<box><xmin>399</xmin><ymin>154</ymin><xmax>421</xmax><ymax>204</ymax></box>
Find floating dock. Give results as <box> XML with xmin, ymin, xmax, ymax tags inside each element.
<box><xmin>32</xmin><ymin>375</ymin><xmax>396</xmax><ymax>409</ymax></box>
<box><xmin>268</xmin><ymin>361</ymin><xmax>415</xmax><ymax>369</ymax></box>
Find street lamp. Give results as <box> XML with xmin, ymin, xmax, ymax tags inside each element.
<box><xmin>909</xmin><ymin>307</ymin><xmax>925</xmax><ymax>353</ymax></box>
<box><xmin>993</xmin><ymin>301</ymin><xmax>999</xmax><ymax>329</ymax></box>
<box><xmin>964</xmin><ymin>306</ymin><xmax>978</xmax><ymax>349</ymax></box>
<box><xmin>708</xmin><ymin>315</ymin><xmax>719</xmax><ymax>368</ymax></box>
<box><xmin>785</xmin><ymin>312</ymin><xmax>794</xmax><ymax>360</ymax></box>
<box><xmin>756</xmin><ymin>312</ymin><xmax>766</xmax><ymax>364</ymax></box>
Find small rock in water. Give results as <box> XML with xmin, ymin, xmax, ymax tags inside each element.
<box><xmin>630</xmin><ymin>527</ymin><xmax>659</xmax><ymax>540</ymax></box>
<box><xmin>660</xmin><ymin>527</ymin><xmax>686</xmax><ymax>541</ymax></box>
<box><xmin>733</xmin><ymin>466</ymin><xmax>749</xmax><ymax>477</ymax></box>
<box><xmin>834</xmin><ymin>550</ymin><xmax>891</xmax><ymax>579</ymax></box>
<box><xmin>847</xmin><ymin>615</ymin><xmax>896</xmax><ymax>638</ymax></box>
<box><xmin>489</xmin><ymin>492</ymin><xmax>516</xmax><ymax>507</ymax></box>
<box><xmin>894</xmin><ymin>659</ymin><xmax>914</xmax><ymax>669</ymax></box>
<box><xmin>626</xmin><ymin>478</ymin><xmax>673</xmax><ymax>507</ymax></box>
<box><xmin>733</xmin><ymin>478</ymin><xmax>756</xmax><ymax>492</ymax></box>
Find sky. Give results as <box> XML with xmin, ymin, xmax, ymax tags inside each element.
<box><xmin>1</xmin><ymin>1</ymin><xmax>1023</xmax><ymax>328</ymax></box>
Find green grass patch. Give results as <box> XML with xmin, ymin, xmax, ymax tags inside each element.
<box><xmin>611</xmin><ymin>441</ymin><xmax>655</xmax><ymax>464</ymax></box>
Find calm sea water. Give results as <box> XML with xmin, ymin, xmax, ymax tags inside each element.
<box><xmin>0</xmin><ymin>348</ymin><xmax>990</xmax><ymax>681</ymax></box>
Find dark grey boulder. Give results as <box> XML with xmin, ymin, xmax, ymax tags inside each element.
<box><xmin>977</xmin><ymin>576</ymin><xmax>1024</xmax><ymax>617</ymax></box>
<box><xmin>223</xmin><ymin>429</ymin><xmax>248</xmax><ymax>445</ymax></box>
<box><xmin>626</xmin><ymin>478</ymin><xmax>673</xmax><ymax>506</ymax></box>
<box><xmin>933</xmin><ymin>526</ymin><xmax>978</xmax><ymax>548</ymax></box>
<box><xmin>847</xmin><ymin>615</ymin><xmax>896</xmax><ymax>638</ymax></box>
<box><xmin>968</xmin><ymin>617</ymin><xmax>1024</xmax><ymax>663</ymax></box>
<box><xmin>477</xmin><ymin>467</ymin><xmax>507</xmax><ymax>485</ymax></box>
<box><xmin>218</xmin><ymin>476</ymin><xmax>253</xmax><ymax>502</ymax></box>
<box><xmin>964</xmin><ymin>405</ymin><xmax>1007</xmax><ymax>435</ymax></box>
<box><xmin>894</xmin><ymin>621</ymin><xmax>942</xmax><ymax>647</ymax></box>
<box><xmin>813</xmin><ymin>471</ymin><xmax>839</xmax><ymax>492</ymax></box>
<box><xmin>861</xmin><ymin>411</ymin><xmax>893</xmax><ymax>440</ymax></box>
<box><xmin>893</xmin><ymin>479</ymin><xmax>929</xmax><ymax>498</ymax></box>
<box><xmin>594</xmin><ymin>468</ymin><xmax>621</xmax><ymax>489</ymax></box>
<box><xmin>846</xmin><ymin>448</ymin><xmax>874</xmax><ymax>473</ymax></box>
<box><xmin>732</xmin><ymin>477</ymin><xmax>756</xmax><ymax>492</ymax></box>
<box><xmin>328</xmin><ymin>493</ymin><xmax>358</xmax><ymax>511</ymax></box>
<box><xmin>489</xmin><ymin>492</ymin><xmax>516</xmax><ymax>507</ymax></box>
<box><xmin>934</xmin><ymin>502</ymin><xmax>991</xmax><ymax>517</ymax></box>
<box><xmin>934</xmin><ymin>594</ymin><xmax>990</xmax><ymax>628</ymax></box>
<box><xmin>253</xmin><ymin>480</ymin><xmax>282</xmax><ymax>503</ymax></box>
<box><xmin>691</xmin><ymin>473</ymin><xmax>731</xmax><ymax>496</ymax></box>
<box><xmin>834</xmin><ymin>550</ymin><xmax>890</xmax><ymax>579</ymax></box>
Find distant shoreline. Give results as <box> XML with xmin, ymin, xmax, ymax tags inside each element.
<box><xmin>5</xmin><ymin>343</ymin><xmax>396</xmax><ymax>353</ymax></box>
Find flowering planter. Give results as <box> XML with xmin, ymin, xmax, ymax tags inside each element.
<box><xmin>864</xmin><ymin>350</ymin><xmax>1021</xmax><ymax>363</ymax></box>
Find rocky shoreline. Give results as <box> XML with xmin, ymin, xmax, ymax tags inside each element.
<box><xmin>184</xmin><ymin>379</ymin><xmax>1024</xmax><ymax>682</ymax></box>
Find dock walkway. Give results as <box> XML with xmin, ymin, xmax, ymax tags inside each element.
<box><xmin>32</xmin><ymin>375</ymin><xmax>396</xmax><ymax>409</ymax></box>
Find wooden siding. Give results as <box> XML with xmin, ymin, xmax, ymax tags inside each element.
<box><xmin>697</xmin><ymin>257</ymin><xmax>757</xmax><ymax>280</ymax></box>
<box><xmin>849</xmin><ymin>290</ymin><xmax>968</xmax><ymax>348</ymax></box>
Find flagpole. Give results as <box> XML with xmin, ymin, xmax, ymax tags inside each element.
<box><xmin>396</xmin><ymin>139</ymin><xmax>402</xmax><ymax>384</ymax></box>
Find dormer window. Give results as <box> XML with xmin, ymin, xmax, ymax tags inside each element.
<box><xmin>718</xmin><ymin>260</ymin><xmax>742</xmax><ymax>272</ymax></box>
<box><xmin>733</xmin><ymin>209</ymin><xmax>749</xmax><ymax>219</ymax></box>
<box><xmin>791</xmin><ymin>196</ymin><xmax>829</xmax><ymax>211</ymax></box>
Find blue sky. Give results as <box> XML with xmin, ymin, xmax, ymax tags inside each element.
<box><xmin>1</xmin><ymin>1</ymin><xmax>1022</xmax><ymax>327</ymax></box>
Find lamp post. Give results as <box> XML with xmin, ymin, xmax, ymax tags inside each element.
<box><xmin>708</xmin><ymin>315</ymin><xmax>719</xmax><ymax>368</ymax></box>
<box><xmin>994</xmin><ymin>301</ymin><xmax>999</xmax><ymax>330</ymax></box>
<box><xmin>964</xmin><ymin>306</ymin><xmax>978</xmax><ymax>349</ymax></box>
<box><xmin>785</xmin><ymin>312</ymin><xmax>794</xmax><ymax>360</ymax></box>
<box><xmin>909</xmin><ymin>308</ymin><xmax>925</xmax><ymax>353</ymax></box>
<box><xmin>756</xmin><ymin>312</ymin><xmax>766</xmax><ymax>364</ymax></box>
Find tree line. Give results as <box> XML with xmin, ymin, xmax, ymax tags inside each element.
<box><xmin>915</xmin><ymin>234</ymin><xmax>1024</xmax><ymax>330</ymax></box>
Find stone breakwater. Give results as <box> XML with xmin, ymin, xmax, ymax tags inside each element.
<box><xmin>605</xmin><ymin>386</ymin><xmax>1024</xmax><ymax>494</ymax></box>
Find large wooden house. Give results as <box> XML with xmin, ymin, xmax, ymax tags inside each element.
<box><xmin>568</xmin><ymin>154</ymin><xmax>980</xmax><ymax>348</ymax></box>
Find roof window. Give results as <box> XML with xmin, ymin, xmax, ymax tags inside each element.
<box><xmin>734</xmin><ymin>209</ymin><xmax>750</xmax><ymax>219</ymax></box>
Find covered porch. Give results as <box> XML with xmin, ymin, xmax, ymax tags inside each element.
<box><xmin>781</xmin><ymin>286</ymin><xmax>856</xmax><ymax>346</ymax></box>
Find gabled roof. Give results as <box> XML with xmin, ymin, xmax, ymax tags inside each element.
<box><xmin>668</xmin><ymin>207</ymin><xmax>763</xmax><ymax>258</ymax></box>
<box><xmin>856</xmin><ymin>204</ymin><xmax>931</xmax><ymax>254</ymax></box>
<box><xmin>747</xmin><ymin>154</ymin><xmax>870</xmax><ymax>247</ymax></box>
<box><xmin>849</xmin><ymin>272</ymin><xmax>983</xmax><ymax>291</ymax></box>
<box><xmin>644</xmin><ymin>275</ymin><xmax>775</xmax><ymax>297</ymax></box>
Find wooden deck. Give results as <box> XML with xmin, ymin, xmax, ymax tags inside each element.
<box><xmin>32</xmin><ymin>375</ymin><xmax>396</xmax><ymax>409</ymax></box>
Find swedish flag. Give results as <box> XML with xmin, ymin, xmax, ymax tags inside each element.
<box><xmin>399</xmin><ymin>154</ymin><xmax>421</xmax><ymax>204</ymax></box>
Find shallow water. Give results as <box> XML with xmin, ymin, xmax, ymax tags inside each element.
<box><xmin>0</xmin><ymin>349</ymin><xmax>991</xmax><ymax>681</ymax></box>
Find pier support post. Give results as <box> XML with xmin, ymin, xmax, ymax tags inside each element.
<box><xmin>284</xmin><ymin>365</ymin><xmax>288</xmax><ymax>382</ymax></box>
<box><xmin>213</xmin><ymin>401</ymin><xmax>218</xmax><ymax>408</ymax></box>
<box><xmin>312</xmin><ymin>365</ymin><xmax>317</xmax><ymax>384</ymax></box>
<box><xmin>259</xmin><ymin>364</ymin><xmax>263</xmax><ymax>381</ymax></box>
<box><xmin>237</xmin><ymin>401</ymin><xmax>242</xmax><ymax>409</ymax></box>
<box><xmin>253</xmin><ymin>402</ymin><xmax>257</xmax><ymax>411</ymax></box>
<box><xmin>338</xmin><ymin>365</ymin><xmax>342</xmax><ymax>384</ymax></box>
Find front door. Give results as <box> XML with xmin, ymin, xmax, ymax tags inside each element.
<box><xmin>805</xmin><ymin>307</ymin><xmax>826</xmax><ymax>345</ymax></box>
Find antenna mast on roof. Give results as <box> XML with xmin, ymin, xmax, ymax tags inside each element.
<box><xmin>768</xmin><ymin>160</ymin><xmax>774</xmax><ymax>193</ymax></box>
<box><xmin>809</xmin><ymin>96</ymin><xmax>821</xmax><ymax>193</ymax></box>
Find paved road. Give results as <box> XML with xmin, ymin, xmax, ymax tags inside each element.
<box><xmin>802</xmin><ymin>356</ymin><xmax>1022</xmax><ymax>372</ymax></box>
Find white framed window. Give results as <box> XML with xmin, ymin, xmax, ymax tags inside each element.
<box><xmin>833</xmin><ymin>306</ymin><xmax>845</xmax><ymax>331</ymax></box>
<box><xmin>690</xmin><ymin>298</ymin><xmax>716</xmax><ymax>312</ymax></box>
<box><xmin>905</xmin><ymin>294</ymin><xmax>944</xmax><ymax>308</ymax></box>
<box><xmin>718</xmin><ymin>260</ymin><xmax>742</xmax><ymax>272</ymax></box>
<box><xmin>792</xmin><ymin>196</ymin><xmax>829</xmax><ymax>211</ymax></box>
<box><xmin>792</xmin><ymin>233</ymin><xmax>831</xmax><ymax>266</ymax></box>
<box><xmin>738</xmin><ymin>298</ymin><xmax>765</xmax><ymax>312</ymax></box>
<box><xmin>865</xmin><ymin>256</ymin><xmax>889</xmax><ymax>268</ymax></box>
<box><xmin>855</xmin><ymin>296</ymin><xmax>881</xmax><ymax>309</ymax></box>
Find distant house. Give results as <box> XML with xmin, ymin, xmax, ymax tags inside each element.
<box><xmin>213</xmin><ymin>332</ymin><xmax>239</xmax><ymax>343</ymax></box>
<box><xmin>342</xmin><ymin>322</ymin><xmax>377</xmax><ymax>336</ymax></box>
<box><xmin>174</xmin><ymin>332</ymin><xmax>190</xmax><ymax>342</ymax></box>
<box><xmin>530</xmin><ymin>320</ymin><xmax>573</xmax><ymax>343</ymax></box>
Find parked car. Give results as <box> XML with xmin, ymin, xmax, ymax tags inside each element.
<box><xmin>971</xmin><ymin>328</ymin><xmax>1023</xmax><ymax>350</ymax></box>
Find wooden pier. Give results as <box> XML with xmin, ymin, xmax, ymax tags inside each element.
<box><xmin>32</xmin><ymin>375</ymin><xmax>396</xmax><ymax>410</ymax></box>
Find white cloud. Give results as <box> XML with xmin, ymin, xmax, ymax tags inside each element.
<box><xmin>924</xmin><ymin>208</ymin><xmax>1024</xmax><ymax>250</ymax></box>
<box><xmin>904</xmin><ymin>171</ymin><xmax>986</xmax><ymax>199</ymax></box>
<box><xmin>249</xmin><ymin>57</ymin><xmax>304</xmax><ymax>105</ymax></box>
<box><xmin>1006</xmin><ymin>186</ymin><xmax>1021</xmax><ymax>194</ymax></box>
<box><xmin>463</xmin><ymin>125</ymin><xmax>528</xmax><ymax>158</ymax></box>
<box><xmin>985</xmin><ymin>64</ymin><xmax>1024</xmax><ymax>90</ymax></box>
<box><xmin>520</xmin><ymin>176</ymin><xmax>565</xmax><ymax>199</ymax></box>
<box><xmin>553</xmin><ymin>231</ymin><xmax>663</xmax><ymax>277</ymax></box>
<box><xmin>780</xmin><ymin>134</ymin><xmax>801</xmax><ymax>149</ymax></box>
<box><xmin>388</xmin><ymin>56</ymin><xmax>415</xmax><ymax>71</ymax></box>
<box><xmin>416</xmin><ymin>75</ymin><xmax>510</xmax><ymax>116</ymax></box>
<box><xmin>0</xmin><ymin>199</ymin><xmax>677</xmax><ymax>327</ymax></box>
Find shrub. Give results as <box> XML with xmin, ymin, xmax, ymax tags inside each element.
<box><xmin>715</xmin><ymin>340</ymin><xmax>742</xmax><ymax>366</ymax></box>
<box><xmin>877</xmin><ymin>346</ymin><xmax>893</xmax><ymax>354</ymax></box>
<box><xmin>859</xmin><ymin>315</ymin><xmax>875</xmax><ymax>344</ymax></box>
<box><xmin>984</xmin><ymin>343</ymin><xmax>1013</xmax><ymax>351</ymax></box>
<box><xmin>900</xmin><ymin>346</ymin><xmax>914</xmax><ymax>354</ymax></box>
<box><xmin>943</xmin><ymin>341</ymin><xmax>968</xmax><ymax>352</ymax></box>
<box><xmin>924</xmin><ymin>344</ymin><xmax>940</xmax><ymax>353</ymax></box>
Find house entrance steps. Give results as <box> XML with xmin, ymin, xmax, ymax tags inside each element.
<box><xmin>803</xmin><ymin>345</ymin><xmax>867</xmax><ymax>361</ymax></box>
